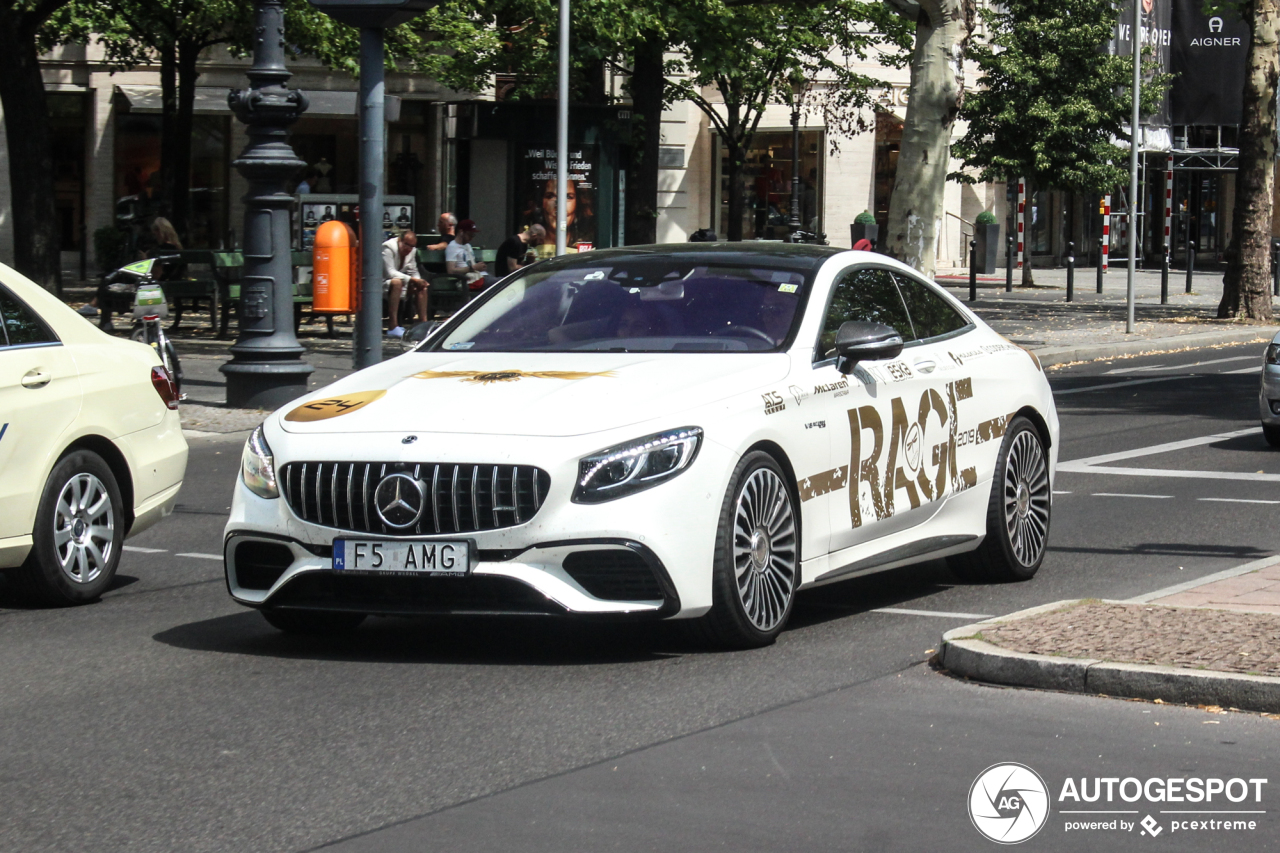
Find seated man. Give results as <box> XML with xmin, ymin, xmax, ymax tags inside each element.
<box><xmin>424</xmin><ymin>212</ymin><xmax>456</xmax><ymax>252</ymax></box>
<box><xmin>382</xmin><ymin>230</ymin><xmax>429</xmax><ymax>338</ymax></box>
<box><xmin>495</xmin><ymin>224</ymin><xmax>547</xmax><ymax>276</ymax></box>
<box><xmin>445</xmin><ymin>219</ymin><xmax>491</xmax><ymax>291</ymax></box>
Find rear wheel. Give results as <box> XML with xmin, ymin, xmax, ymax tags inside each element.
<box><xmin>949</xmin><ymin>417</ymin><xmax>1050</xmax><ymax>583</ymax></box>
<box><xmin>261</xmin><ymin>609</ymin><xmax>366</xmax><ymax>635</ymax></box>
<box><xmin>10</xmin><ymin>451</ymin><xmax>124</xmax><ymax>606</ymax></box>
<box><xmin>1264</xmin><ymin>423</ymin><xmax>1280</xmax><ymax>447</ymax></box>
<box><xmin>696</xmin><ymin>451</ymin><xmax>799</xmax><ymax>649</ymax></box>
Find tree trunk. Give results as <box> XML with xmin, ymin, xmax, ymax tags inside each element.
<box><xmin>1022</xmin><ymin>176</ymin><xmax>1036</xmax><ymax>286</ymax></box>
<box><xmin>172</xmin><ymin>38</ymin><xmax>202</xmax><ymax>241</ymax></box>
<box><xmin>158</xmin><ymin>43</ymin><xmax>178</xmax><ymax>227</ymax></box>
<box><xmin>625</xmin><ymin>34</ymin><xmax>663</xmax><ymax>245</ymax></box>
<box><xmin>884</xmin><ymin>0</ymin><xmax>973</xmax><ymax>275</ymax></box>
<box><xmin>1219</xmin><ymin>0</ymin><xmax>1278</xmax><ymax>321</ymax></box>
<box><xmin>0</xmin><ymin>20</ymin><xmax>60</xmax><ymax>290</ymax></box>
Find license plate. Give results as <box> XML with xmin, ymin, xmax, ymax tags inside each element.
<box><xmin>333</xmin><ymin>539</ymin><xmax>470</xmax><ymax>575</ymax></box>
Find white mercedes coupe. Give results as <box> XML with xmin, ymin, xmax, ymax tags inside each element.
<box><xmin>224</xmin><ymin>244</ymin><xmax>1058</xmax><ymax>647</ymax></box>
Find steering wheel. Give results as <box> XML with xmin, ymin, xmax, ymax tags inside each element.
<box><xmin>712</xmin><ymin>325</ymin><xmax>774</xmax><ymax>344</ymax></box>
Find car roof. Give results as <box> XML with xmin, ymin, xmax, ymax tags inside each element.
<box><xmin>535</xmin><ymin>242</ymin><xmax>844</xmax><ymax>275</ymax></box>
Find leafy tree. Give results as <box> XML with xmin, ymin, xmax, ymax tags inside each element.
<box><xmin>0</xmin><ymin>0</ymin><xmax>76</xmax><ymax>290</ymax></box>
<box><xmin>1218</xmin><ymin>0</ymin><xmax>1277</xmax><ymax>321</ymax></box>
<box><xmin>949</xmin><ymin>0</ymin><xmax>1165</xmax><ymax>284</ymax></box>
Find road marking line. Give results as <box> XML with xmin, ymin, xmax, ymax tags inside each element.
<box><xmin>176</xmin><ymin>552</ymin><xmax>222</xmax><ymax>561</ymax></box>
<box><xmin>873</xmin><ymin>607</ymin><xmax>994</xmax><ymax>619</ymax></box>
<box><xmin>1059</xmin><ymin>427</ymin><xmax>1259</xmax><ymax>469</ymax></box>
<box><xmin>123</xmin><ymin>546</ymin><xmax>167</xmax><ymax>554</ymax></box>
<box><xmin>1105</xmin><ymin>355</ymin><xmax>1255</xmax><ymax>375</ymax></box>
<box><xmin>1091</xmin><ymin>492</ymin><xmax>1172</xmax><ymax>499</ymax></box>
<box><xmin>1052</xmin><ymin>490</ymin><xmax>1072</xmax><ymax>494</ymax></box>
<box><xmin>1223</xmin><ymin>366</ymin><xmax>1261</xmax><ymax>374</ymax></box>
<box><xmin>1068</xmin><ymin>464</ymin><xmax>1280</xmax><ymax>483</ymax></box>
<box><xmin>1127</xmin><ymin>553</ymin><xmax>1280</xmax><ymax>603</ymax></box>
<box><xmin>1055</xmin><ymin>376</ymin><xmax>1186</xmax><ymax>395</ymax></box>
<box><xmin>1198</xmin><ymin>497</ymin><xmax>1280</xmax><ymax>504</ymax></box>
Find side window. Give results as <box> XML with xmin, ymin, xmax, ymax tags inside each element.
<box><xmin>0</xmin><ymin>286</ymin><xmax>56</xmax><ymax>347</ymax></box>
<box><xmin>893</xmin><ymin>273</ymin><xmax>971</xmax><ymax>341</ymax></box>
<box><xmin>816</xmin><ymin>267</ymin><xmax>913</xmax><ymax>360</ymax></box>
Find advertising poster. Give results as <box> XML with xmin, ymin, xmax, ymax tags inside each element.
<box><xmin>519</xmin><ymin>146</ymin><xmax>597</xmax><ymax>251</ymax></box>
<box><xmin>1171</xmin><ymin>0</ymin><xmax>1248</xmax><ymax>125</ymax></box>
<box><xmin>1112</xmin><ymin>0</ymin><xmax>1172</xmax><ymax>126</ymax></box>
<box><xmin>383</xmin><ymin>203</ymin><xmax>414</xmax><ymax>242</ymax></box>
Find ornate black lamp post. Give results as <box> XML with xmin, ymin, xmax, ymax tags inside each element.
<box><xmin>787</xmin><ymin>72</ymin><xmax>807</xmax><ymax>238</ymax></box>
<box><xmin>221</xmin><ymin>0</ymin><xmax>313</xmax><ymax>409</ymax></box>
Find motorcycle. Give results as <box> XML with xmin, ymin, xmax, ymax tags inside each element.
<box><xmin>101</xmin><ymin>257</ymin><xmax>184</xmax><ymax>397</ymax></box>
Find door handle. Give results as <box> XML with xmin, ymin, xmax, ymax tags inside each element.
<box><xmin>913</xmin><ymin>360</ymin><xmax>936</xmax><ymax>374</ymax></box>
<box><xmin>20</xmin><ymin>369</ymin><xmax>51</xmax><ymax>389</ymax></box>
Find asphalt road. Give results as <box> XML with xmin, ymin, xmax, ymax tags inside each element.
<box><xmin>2</xmin><ymin>341</ymin><xmax>1279</xmax><ymax>852</ymax></box>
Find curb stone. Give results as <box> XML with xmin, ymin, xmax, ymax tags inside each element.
<box><xmin>940</xmin><ymin>599</ymin><xmax>1280</xmax><ymax>713</ymax></box>
<box><xmin>1030</xmin><ymin>327</ymin><xmax>1276</xmax><ymax>367</ymax></box>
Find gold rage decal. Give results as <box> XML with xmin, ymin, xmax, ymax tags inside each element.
<box><xmin>411</xmin><ymin>369</ymin><xmax>616</xmax><ymax>385</ymax></box>
<box><xmin>284</xmin><ymin>390</ymin><xmax>387</xmax><ymax>422</ymax></box>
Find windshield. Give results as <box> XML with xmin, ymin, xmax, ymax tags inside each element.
<box><xmin>434</xmin><ymin>260</ymin><xmax>809</xmax><ymax>353</ymax></box>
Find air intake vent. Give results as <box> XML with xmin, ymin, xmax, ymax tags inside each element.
<box><xmin>280</xmin><ymin>462</ymin><xmax>550</xmax><ymax>535</ymax></box>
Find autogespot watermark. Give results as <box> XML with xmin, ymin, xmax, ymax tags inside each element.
<box><xmin>968</xmin><ymin>764</ymin><xmax>1268</xmax><ymax>843</ymax></box>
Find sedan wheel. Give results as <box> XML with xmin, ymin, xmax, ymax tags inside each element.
<box><xmin>11</xmin><ymin>450</ymin><xmax>124</xmax><ymax>605</ymax></box>
<box><xmin>949</xmin><ymin>416</ymin><xmax>1050</xmax><ymax>582</ymax></box>
<box><xmin>698</xmin><ymin>451</ymin><xmax>799</xmax><ymax>648</ymax></box>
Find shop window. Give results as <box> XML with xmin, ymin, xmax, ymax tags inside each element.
<box><xmin>717</xmin><ymin>130</ymin><xmax>823</xmax><ymax>241</ymax></box>
<box><xmin>873</xmin><ymin>112</ymin><xmax>902</xmax><ymax>231</ymax></box>
<box><xmin>50</xmin><ymin>93</ymin><xmax>87</xmax><ymax>251</ymax></box>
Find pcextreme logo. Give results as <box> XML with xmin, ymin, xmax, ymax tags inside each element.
<box><xmin>969</xmin><ymin>763</ymin><xmax>1051</xmax><ymax>844</ymax></box>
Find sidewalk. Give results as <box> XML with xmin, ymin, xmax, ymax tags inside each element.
<box><xmin>939</xmin><ymin>557</ymin><xmax>1280</xmax><ymax>714</ymax></box>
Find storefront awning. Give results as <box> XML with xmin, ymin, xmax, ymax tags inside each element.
<box><xmin>115</xmin><ymin>85</ymin><xmax>467</xmax><ymax>120</ymax></box>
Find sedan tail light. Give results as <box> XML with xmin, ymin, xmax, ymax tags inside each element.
<box><xmin>151</xmin><ymin>365</ymin><xmax>179</xmax><ymax>410</ymax></box>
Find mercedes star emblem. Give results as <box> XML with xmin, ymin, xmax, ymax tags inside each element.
<box><xmin>373</xmin><ymin>472</ymin><xmax>426</xmax><ymax>529</ymax></box>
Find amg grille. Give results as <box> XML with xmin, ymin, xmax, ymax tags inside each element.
<box><xmin>280</xmin><ymin>461</ymin><xmax>550</xmax><ymax>535</ymax></box>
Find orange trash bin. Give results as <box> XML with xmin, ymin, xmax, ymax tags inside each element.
<box><xmin>312</xmin><ymin>220</ymin><xmax>360</xmax><ymax>313</ymax></box>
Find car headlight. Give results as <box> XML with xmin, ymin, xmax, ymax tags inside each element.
<box><xmin>241</xmin><ymin>425</ymin><xmax>279</xmax><ymax>499</ymax></box>
<box><xmin>1266</xmin><ymin>344</ymin><xmax>1280</xmax><ymax>366</ymax></box>
<box><xmin>573</xmin><ymin>427</ymin><xmax>703</xmax><ymax>503</ymax></box>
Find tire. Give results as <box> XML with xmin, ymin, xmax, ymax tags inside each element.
<box><xmin>695</xmin><ymin>451</ymin><xmax>800</xmax><ymax>649</ymax></box>
<box><xmin>161</xmin><ymin>339</ymin><xmax>183</xmax><ymax>395</ymax></box>
<box><xmin>9</xmin><ymin>450</ymin><xmax>125</xmax><ymax>606</ymax></box>
<box><xmin>1264</xmin><ymin>423</ymin><xmax>1280</xmax><ymax>448</ymax></box>
<box><xmin>129</xmin><ymin>325</ymin><xmax>148</xmax><ymax>344</ymax></box>
<box><xmin>261</xmin><ymin>609</ymin><xmax>366</xmax><ymax>635</ymax></box>
<box><xmin>948</xmin><ymin>417</ymin><xmax>1051</xmax><ymax>583</ymax></box>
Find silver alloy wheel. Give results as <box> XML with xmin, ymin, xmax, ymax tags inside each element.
<box><xmin>732</xmin><ymin>467</ymin><xmax>798</xmax><ymax>632</ymax></box>
<box><xmin>1003</xmin><ymin>430</ymin><xmax>1050</xmax><ymax>567</ymax></box>
<box><xmin>52</xmin><ymin>473</ymin><xmax>115</xmax><ymax>585</ymax></box>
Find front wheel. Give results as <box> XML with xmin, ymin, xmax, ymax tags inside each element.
<box><xmin>9</xmin><ymin>450</ymin><xmax>125</xmax><ymax>605</ymax></box>
<box><xmin>948</xmin><ymin>417</ymin><xmax>1051</xmax><ymax>583</ymax></box>
<box><xmin>696</xmin><ymin>451</ymin><xmax>799</xmax><ymax>649</ymax></box>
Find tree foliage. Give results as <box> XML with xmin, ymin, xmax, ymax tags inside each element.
<box><xmin>950</xmin><ymin>0</ymin><xmax>1166</xmax><ymax>193</ymax></box>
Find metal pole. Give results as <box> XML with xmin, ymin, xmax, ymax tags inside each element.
<box><xmin>355</xmin><ymin>26</ymin><xmax>386</xmax><ymax>369</ymax></box>
<box><xmin>1006</xmin><ymin>232</ymin><xmax>1014</xmax><ymax>292</ymax></box>
<box><xmin>1126</xmin><ymin>0</ymin><xmax>1140</xmax><ymax>334</ymax></box>
<box><xmin>1273</xmin><ymin>241</ymin><xmax>1279</xmax><ymax>296</ymax></box>
<box><xmin>1097</xmin><ymin>238</ymin><xmax>1104</xmax><ymax>293</ymax></box>
<box><xmin>1066</xmin><ymin>241</ymin><xmax>1075</xmax><ymax>302</ymax></box>
<box><xmin>1161</xmin><ymin>243</ymin><xmax>1169</xmax><ymax>304</ymax></box>
<box><xmin>555</xmin><ymin>0</ymin><xmax>569</xmax><ymax>256</ymax></box>
<box><xmin>969</xmin><ymin>240</ymin><xmax>978</xmax><ymax>302</ymax></box>
<box><xmin>1186</xmin><ymin>238</ymin><xmax>1195</xmax><ymax>293</ymax></box>
<box><xmin>221</xmin><ymin>0</ymin><xmax>313</xmax><ymax>409</ymax></box>
<box><xmin>789</xmin><ymin>100</ymin><xmax>802</xmax><ymax>238</ymax></box>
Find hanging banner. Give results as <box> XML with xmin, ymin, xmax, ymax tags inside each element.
<box><xmin>519</xmin><ymin>146</ymin><xmax>598</xmax><ymax>251</ymax></box>
<box><xmin>1112</xmin><ymin>0</ymin><xmax>1173</xmax><ymax>127</ymax></box>
<box><xmin>1170</xmin><ymin>0</ymin><xmax>1248</xmax><ymax>125</ymax></box>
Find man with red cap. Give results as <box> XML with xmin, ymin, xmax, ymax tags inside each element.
<box><xmin>446</xmin><ymin>219</ymin><xmax>491</xmax><ymax>291</ymax></box>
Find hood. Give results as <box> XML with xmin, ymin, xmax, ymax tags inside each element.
<box><xmin>278</xmin><ymin>351</ymin><xmax>791</xmax><ymax>437</ymax></box>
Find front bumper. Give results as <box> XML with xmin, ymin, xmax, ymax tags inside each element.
<box><xmin>223</xmin><ymin>429</ymin><xmax>734</xmax><ymax>619</ymax></box>
<box><xmin>1261</xmin><ymin>363</ymin><xmax>1280</xmax><ymax>425</ymax></box>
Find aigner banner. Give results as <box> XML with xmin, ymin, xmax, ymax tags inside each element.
<box><xmin>1170</xmin><ymin>0</ymin><xmax>1249</xmax><ymax>126</ymax></box>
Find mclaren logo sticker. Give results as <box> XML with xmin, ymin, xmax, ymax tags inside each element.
<box><xmin>284</xmin><ymin>390</ymin><xmax>387</xmax><ymax>422</ymax></box>
<box><xmin>411</xmin><ymin>369</ymin><xmax>615</xmax><ymax>385</ymax></box>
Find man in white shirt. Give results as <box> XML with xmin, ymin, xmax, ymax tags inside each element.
<box><xmin>445</xmin><ymin>219</ymin><xmax>491</xmax><ymax>291</ymax></box>
<box><xmin>382</xmin><ymin>231</ymin><xmax>429</xmax><ymax>338</ymax></box>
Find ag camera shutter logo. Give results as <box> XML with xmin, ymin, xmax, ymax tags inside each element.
<box><xmin>969</xmin><ymin>763</ymin><xmax>1050</xmax><ymax>844</ymax></box>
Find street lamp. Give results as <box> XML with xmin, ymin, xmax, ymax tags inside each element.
<box><xmin>221</xmin><ymin>0</ymin><xmax>314</xmax><ymax>409</ymax></box>
<box><xmin>787</xmin><ymin>71</ymin><xmax>807</xmax><ymax>239</ymax></box>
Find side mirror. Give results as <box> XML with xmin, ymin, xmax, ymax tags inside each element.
<box><xmin>402</xmin><ymin>320</ymin><xmax>442</xmax><ymax>350</ymax></box>
<box><xmin>834</xmin><ymin>321</ymin><xmax>903</xmax><ymax>374</ymax></box>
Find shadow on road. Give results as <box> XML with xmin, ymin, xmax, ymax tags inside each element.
<box><xmin>1048</xmin><ymin>543</ymin><xmax>1271</xmax><ymax>559</ymax></box>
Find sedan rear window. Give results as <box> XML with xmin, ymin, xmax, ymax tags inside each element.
<box><xmin>0</xmin><ymin>286</ymin><xmax>56</xmax><ymax>347</ymax></box>
<box><xmin>435</xmin><ymin>262</ymin><xmax>809</xmax><ymax>353</ymax></box>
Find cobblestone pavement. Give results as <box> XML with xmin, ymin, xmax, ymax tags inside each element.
<box><xmin>980</xmin><ymin>599</ymin><xmax>1280</xmax><ymax>677</ymax></box>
